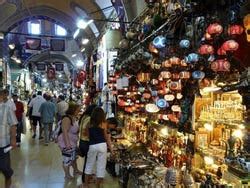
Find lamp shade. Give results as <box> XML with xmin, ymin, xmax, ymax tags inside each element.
<box><xmin>179</xmin><ymin>39</ymin><xmax>190</xmax><ymax>49</ymax></box>
<box><xmin>156</xmin><ymin>99</ymin><xmax>169</xmax><ymax>108</ymax></box>
<box><xmin>206</xmin><ymin>23</ymin><xmax>223</xmax><ymax>35</ymax></box>
<box><xmin>198</xmin><ymin>44</ymin><xmax>214</xmax><ymax>55</ymax></box>
<box><xmin>222</xmin><ymin>40</ymin><xmax>239</xmax><ymax>51</ymax></box>
<box><xmin>192</xmin><ymin>71</ymin><xmax>205</xmax><ymax>80</ymax></box>
<box><xmin>228</xmin><ymin>25</ymin><xmax>244</xmax><ymax>35</ymax></box>
<box><xmin>145</xmin><ymin>103</ymin><xmax>160</xmax><ymax>113</ymax></box>
<box><xmin>211</xmin><ymin>59</ymin><xmax>230</xmax><ymax>72</ymax></box>
<box><xmin>153</xmin><ymin>35</ymin><xmax>166</xmax><ymax>49</ymax></box>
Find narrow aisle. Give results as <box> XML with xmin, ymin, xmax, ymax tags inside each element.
<box><xmin>0</xmin><ymin>124</ymin><xmax>120</xmax><ymax>188</ymax></box>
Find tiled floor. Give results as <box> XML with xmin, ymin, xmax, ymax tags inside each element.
<box><xmin>0</xmin><ymin>125</ymin><xmax>120</xmax><ymax>188</ymax></box>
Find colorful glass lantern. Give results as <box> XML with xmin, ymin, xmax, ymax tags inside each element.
<box><xmin>211</xmin><ymin>59</ymin><xmax>230</xmax><ymax>72</ymax></box>
<box><xmin>243</xmin><ymin>14</ymin><xmax>250</xmax><ymax>42</ymax></box>
<box><xmin>179</xmin><ymin>39</ymin><xmax>190</xmax><ymax>49</ymax></box>
<box><xmin>151</xmin><ymin>90</ymin><xmax>158</xmax><ymax>97</ymax></box>
<box><xmin>169</xmin><ymin>57</ymin><xmax>181</xmax><ymax>65</ymax></box>
<box><xmin>222</xmin><ymin>40</ymin><xmax>239</xmax><ymax>51</ymax></box>
<box><xmin>179</xmin><ymin>71</ymin><xmax>190</xmax><ymax>79</ymax></box>
<box><xmin>208</xmin><ymin>55</ymin><xmax>215</xmax><ymax>62</ymax></box>
<box><xmin>217</xmin><ymin>47</ymin><xmax>226</xmax><ymax>55</ymax></box>
<box><xmin>137</xmin><ymin>73</ymin><xmax>151</xmax><ymax>82</ymax></box>
<box><xmin>176</xmin><ymin>93</ymin><xmax>183</xmax><ymax>99</ymax></box>
<box><xmin>162</xmin><ymin>59</ymin><xmax>172</xmax><ymax>68</ymax></box>
<box><xmin>164</xmin><ymin>94</ymin><xmax>175</xmax><ymax>101</ymax></box>
<box><xmin>138</xmin><ymin>87</ymin><xmax>145</xmax><ymax>93</ymax></box>
<box><xmin>158</xmin><ymin>114</ymin><xmax>169</xmax><ymax>121</ymax></box>
<box><xmin>153</xmin><ymin>35</ymin><xmax>166</xmax><ymax>49</ymax></box>
<box><xmin>228</xmin><ymin>25</ymin><xmax>244</xmax><ymax>35</ymax></box>
<box><xmin>143</xmin><ymin>93</ymin><xmax>151</xmax><ymax>99</ymax></box>
<box><xmin>192</xmin><ymin>71</ymin><xmax>205</xmax><ymax>80</ymax></box>
<box><xmin>205</xmin><ymin>33</ymin><xmax>212</xmax><ymax>40</ymax></box>
<box><xmin>160</xmin><ymin>71</ymin><xmax>172</xmax><ymax>79</ymax></box>
<box><xmin>156</xmin><ymin>99</ymin><xmax>169</xmax><ymax>108</ymax></box>
<box><xmin>145</xmin><ymin>103</ymin><xmax>160</xmax><ymax>113</ymax></box>
<box><xmin>169</xmin><ymin>80</ymin><xmax>182</xmax><ymax>91</ymax></box>
<box><xmin>171</xmin><ymin>105</ymin><xmax>181</xmax><ymax>112</ymax></box>
<box><xmin>198</xmin><ymin>44</ymin><xmax>214</xmax><ymax>55</ymax></box>
<box><xmin>206</xmin><ymin>23</ymin><xmax>223</xmax><ymax>35</ymax></box>
<box><xmin>149</xmin><ymin>42</ymin><xmax>159</xmax><ymax>54</ymax></box>
<box><xmin>185</xmin><ymin>53</ymin><xmax>199</xmax><ymax>63</ymax></box>
<box><xmin>151</xmin><ymin>79</ymin><xmax>159</xmax><ymax>85</ymax></box>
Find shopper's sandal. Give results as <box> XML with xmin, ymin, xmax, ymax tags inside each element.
<box><xmin>64</xmin><ymin>175</ymin><xmax>74</xmax><ymax>180</ymax></box>
<box><xmin>73</xmin><ymin>170</ymin><xmax>83</xmax><ymax>176</ymax></box>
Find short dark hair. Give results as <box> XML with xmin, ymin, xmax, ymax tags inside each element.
<box><xmin>84</xmin><ymin>104</ymin><xmax>97</xmax><ymax>116</ymax></box>
<box><xmin>59</xmin><ymin>95</ymin><xmax>65</xmax><ymax>100</ymax></box>
<box><xmin>45</xmin><ymin>95</ymin><xmax>51</xmax><ymax>101</ymax></box>
<box><xmin>37</xmin><ymin>91</ymin><xmax>42</xmax><ymax>95</ymax></box>
<box><xmin>90</xmin><ymin>107</ymin><xmax>106</xmax><ymax>128</ymax></box>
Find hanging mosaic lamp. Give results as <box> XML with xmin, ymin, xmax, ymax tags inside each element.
<box><xmin>164</xmin><ymin>94</ymin><xmax>175</xmax><ymax>101</ymax></box>
<box><xmin>228</xmin><ymin>25</ymin><xmax>244</xmax><ymax>35</ymax></box>
<box><xmin>198</xmin><ymin>44</ymin><xmax>214</xmax><ymax>55</ymax></box>
<box><xmin>153</xmin><ymin>35</ymin><xmax>166</xmax><ymax>49</ymax></box>
<box><xmin>211</xmin><ymin>59</ymin><xmax>230</xmax><ymax>72</ymax></box>
<box><xmin>160</xmin><ymin>71</ymin><xmax>172</xmax><ymax>79</ymax></box>
<box><xmin>222</xmin><ymin>40</ymin><xmax>239</xmax><ymax>51</ymax></box>
<box><xmin>179</xmin><ymin>71</ymin><xmax>190</xmax><ymax>79</ymax></box>
<box><xmin>185</xmin><ymin>53</ymin><xmax>199</xmax><ymax>63</ymax></box>
<box><xmin>206</xmin><ymin>23</ymin><xmax>223</xmax><ymax>35</ymax></box>
<box><xmin>192</xmin><ymin>71</ymin><xmax>205</xmax><ymax>80</ymax></box>
<box><xmin>156</xmin><ymin>99</ymin><xmax>169</xmax><ymax>108</ymax></box>
<box><xmin>162</xmin><ymin>59</ymin><xmax>172</xmax><ymax>68</ymax></box>
<box><xmin>169</xmin><ymin>57</ymin><xmax>181</xmax><ymax>65</ymax></box>
<box><xmin>179</xmin><ymin>39</ymin><xmax>190</xmax><ymax>49</ymax></box>
<box><xmin>145</xmin><ymin>103</ymin><xmax>160</xmax><ymax>113</ymax></box>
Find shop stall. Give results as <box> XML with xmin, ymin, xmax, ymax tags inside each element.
<box><xmin>99</xmin><ymin>0</ymin><xmax>250</xmax><ymax>187</ymax></box>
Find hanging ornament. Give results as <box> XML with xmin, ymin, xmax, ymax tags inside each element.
<box><xmin>222</xmin><ymin>40</ymin><xmax>239</xmax><ymax>52</ymax></box>
<box><xmin>164</xmin><ymin>94</ymin><xmax>175</xmax><ymax>101</ymax></box>
<box><xmin>145</xmin><ymin>0</ymin><xmax>157</xmax><ymax>8</ymax></box>
<box><xmin>171</xmin><ymin>105</ymin><xmax>181</xmax><ymax>112</ymax></box>
<box><xmin>160</xmin><ymin>71</ymin><xmax>172</xmax><ymax>79</ymax></box>
<box><xmin>169</xmin><ymin>57</ymin><xmax>181</xmax><ymax>65</ymax></box>
<box><xmin>217</xmin><ymin>47</ymin><xmax>226</xmax><ymax>55</ymax></box>
<box><xmin>198</xmin><ymin>44</ymin><xmax>214</xmax><ymax>55</ymax></box>
<box><xmin>206</xmin><ymin>23</ymin><xmax>223</xmax><ymax>35</ymax></box>
<box><xmin>162</xmin><ymin>59</ymin><xmax>172</xmax><ymax>68</ymax></box>
<box><xmin>143</xmin><ymin>93</ymin><xmax>151</xmax><ymax>99</ymax></box>
<box><xmin>151</xmin><ymin>79</ymin><xmax>159</xmax><ymax>85</ymax></box>
<box><xmin>77</xmin><ymin>70</ymin><xmax>86</xmax><ymax>84</ymax></box>
<box><xmin>192</xmin><ymin>71</ymin><xmax>205</xmax><ymax>80</ymax></box>
<box><xmin>47</xmin><ymin>66</ymin><xmax>56</xmax><ymax>80</ymax></box>
<box><xmin>179</xmin><ymin>39</ymin><xmax>191</xmax><ymax>49</ymax></box>
<box><xmin>185</xmin><ymin>53</ymin><xmax>199</xmax><ymax>63</ymax></box>
<box><xmin>156</xmin><ymin>99</ymin><xmax>169</xmax><ymax>108</ymax></box>
<box><xmin>158</xmin><ymin>114</ymin><xmax>169</xmax><ymax>121</ymax></box>
<box><xmin>169</xmin><ymin>80</ymin><xmax>182</xmax><ymax>91</ymax></box>
<box><xmin>204</xmin><ymin>33</ymin><xmax>212</xmax><ymax>40</ymax></box>
<box><xmin>243</xmin><ymin>14</ymin><xmax>250</xmax><ymax>42</ymax></box>
<box><xmin>145</xmin><ymin>103</ymin><xmax>160</xmax><ymax>113</ymax></box>
<box><xmin>137</xmin><ymin>72</ymin><xmax>151</xmax><ymax>82</ymax></box>
<box><xmin>228</xmin><ymin>25</ymin><xmax>244</xmax><ymax>35</ymax></box>
<box><xmin>211</xmin><ymin>59</ymin><xmax>230</xmax><ymax>72</ymax></box>
<box><xmin>153</xmin><ymin>35</ymin><xmax>166</xmax><ymax>49</ymax></box>
<box><xmin>149</xmin><ymin>42</ymin><xmax>159</xmax><ymax>54</ymax></box>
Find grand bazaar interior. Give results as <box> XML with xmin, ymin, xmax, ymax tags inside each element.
<box><xmin>0</xmin><ymin>0</ymin><xmax>250</xmax><ymax>188</ymax></box>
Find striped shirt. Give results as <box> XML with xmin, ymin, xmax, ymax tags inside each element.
<box><xmin>0</xmin><ymin>102</ymin><xmax>18</xmax><ymax>147</ymax></box>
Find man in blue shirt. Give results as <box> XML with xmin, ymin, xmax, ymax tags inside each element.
<box><xmin>39</xmin><ymin>94</ymin><xmax>56</xmax><ymax>145</ymax></box>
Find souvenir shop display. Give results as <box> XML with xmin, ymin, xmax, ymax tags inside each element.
<box><xmin>103</xmin><ymin>0</ymin><xmax>250</xmax><ymax>187</ymax></box>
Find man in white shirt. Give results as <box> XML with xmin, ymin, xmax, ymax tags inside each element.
<box><xmin>2</xmin><ymin>89</ymin><xmax>16</xmax><ymax>112</ymax></box>
<box><xmin>28</xmin><ymin>91</ymin><xmax>46</xmax><ymax>139</ymax></box>
<box><xmin>56</xmin><ymin>95</ymin><xmax>68</xmax><ymax>121</ymax></box>
<box><xmin>0</xmin><ymin>89</ymin><xmax>18</xmax><ymax>188</ymax></box>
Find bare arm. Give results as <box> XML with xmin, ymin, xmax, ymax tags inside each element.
<box><xmin>102</xmin><ymin>122</ymin><xmax>113</xmax><ymax>153</ymax></box>
<box><xmin>62</xmin><ymin>117</ymin><xmax>71</xmax><ymax>149</ymax></box>
<box><xmin>10</xmin><ymin>125</ymin><xmax>16</xmax><ymax>148</ymax></box>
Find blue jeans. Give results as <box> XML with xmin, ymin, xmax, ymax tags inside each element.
<box><xmin>43</xmin><ymin>123</ymin><xmax>53</xmax><ymax>143</ymax></box>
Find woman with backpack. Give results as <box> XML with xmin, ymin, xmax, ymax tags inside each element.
<box><xmin>57</xmin><ymin>103</ymin><xmax>82</xmax><ymax>179</ymax></box>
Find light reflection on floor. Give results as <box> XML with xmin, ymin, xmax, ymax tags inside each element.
<box><xmin>0</xmin><ymin>123</ymin><xmax>120</xmax><ymax>188</ymax></box>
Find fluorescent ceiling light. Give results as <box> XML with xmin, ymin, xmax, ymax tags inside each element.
<box><xmin>58</xmin><ymin>74</ymin><xmax>62</xmax><ymax>78</ymax></box>
<box><xmin>15</xmin><ymin>59</ymin><xmax>21</xmax><ymax>64</ymax></box>
<box><xmin>9</xmin><ymin>44</ymin><xmax>15</xmax><ymax>50</ymax></box>
<box><xmin>0</xmin><ymin>33</ymin><xmax>4</xmax><ymax>39</ymax></box>
<box><xmin>42</xmin><ymin>78</ymin><xmax>47</xmax><ymax>82</ymax></box>
<box><xmin>73</xmin><ymin>28</ymin><xmax>80</xmax><ymax>39</ymax></box>
<box><xmin>77</xmin><ymin>19</ymin><xmax>93</xmax><ymax>29</ymax></box>
<box><xmin>81</xmin><ymin>48</ymin><xmax>85</xmax><ymax>52</ymax></box>
<box><xmin>76</xmin><ymin>60</ymin><xmax>84</xmax><ymax>67</ymax></box>
<box><xmin>72</xmin><ymin>54</ymin><xmax>77</xmax><ymax>57</ymax></box>
<box><xmin>82</xmin><ymin>38</ymin><xmax>89</xmax><ymax>45</ymax></box>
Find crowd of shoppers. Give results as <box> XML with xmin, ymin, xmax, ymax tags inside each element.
<box><xmin>0</xmin><ymin>88</ymin><xmax>119</xmax><ymax>188</ymax></box>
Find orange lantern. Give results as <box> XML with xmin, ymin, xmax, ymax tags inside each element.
<box><xmin>211</xmin><ymin>59</ymin><xmax>230</xmax><ymax>72</ymax></box>
<box><xmin>206</xmin><ymin>23</ymin><xmax>223</xmax><ymax>35</ymax></box>
<box><xmin>169</xmin><ymin>57</ymin><xmax>181</xmax><ymax>65</ymax></box>
<box><xmin>222</xmin><ymin>40</ymin><xmax>239</xmax><ymax>51</ymax></box>
<box><xmin>162</xmin><ymin>59</ymin><xmax>172</xmax><ymax>68</ymax></box>
<box><xmin>179</xmin><ymin>71</ymin><xmax>190</xmax><ymax>79</ymax></box>
<box><xmin>160</xmin><ymin>71</ymin><xmax>172</xmax><ymax>79</ymax></box>
<box><xmin>228</xmin><ymin>25</ymin><xmax>244</xmax><ymax>35</ymax></box>
<box><xmin>198</xmin><ymin>44</ymin><xmax>214</xmax><ymax>55</ymax></box>
<box><xmin>137</xmin><ymin>72</ymin><xmax>151</xmax><ymax>82</ymax></box>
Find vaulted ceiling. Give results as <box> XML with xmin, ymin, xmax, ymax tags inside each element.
<box><xmin>0</xmin><ymin>0</ymin><xmax>113</xmax><ymax>41</ymax></box>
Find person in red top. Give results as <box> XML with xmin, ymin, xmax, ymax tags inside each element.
<box><xmin>13</xmin><ymin>94</ymin><xmax>24</xmax><ymax>146</ymax></box>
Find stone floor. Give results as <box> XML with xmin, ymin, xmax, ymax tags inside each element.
<box><xmin>0</xmin><ymin>123</ymin><xmax>120</xmax><ymax>188</ymax></box>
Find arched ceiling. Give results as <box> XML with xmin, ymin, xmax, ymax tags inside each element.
<box><xmin>0</xmin><ymin>0</ymin><xmax>113</xmax><ymax>40</ymax></box>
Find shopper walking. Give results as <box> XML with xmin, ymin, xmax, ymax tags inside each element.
<box><xmin>0</xmin><ymin>89</ymin><xmax>18</xmax><ymax>188</ymax></box>
<box><xmin>12</xmin><ymin>94</ymin><xmax>24</xmax><ymax>146</ymax></box>
<box><xmin>57</xmin><ymin>95</ymin><xmax>69</xmax><ymax>122</ymax></box>
<box><xmin>57</xmin><ymin>103</ymin><xmax>82</xmax><ymax>179</ymax></box>
<box><xmin>83</xmin><ymin>107</ymin><xmax>113</xmax><ymax>188</ymax></box>
<box><xmin>2</xmin><ymin>89</ymin><xmax>16</xmax><ymax>112</ymax></box>
<box><xmin>28</xmin><ymin>91</ymin><xmax>46</xmax><ymax>139</ymax></box>
<box><xmin>79</xmin><ymin>104</ymin><xmax>97</xmax><ymax>183</ymax></box>
<box><xmin>39</xmin><ymin>94</ymin><xmax>56</xmax><ymax>145</ymax></box>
